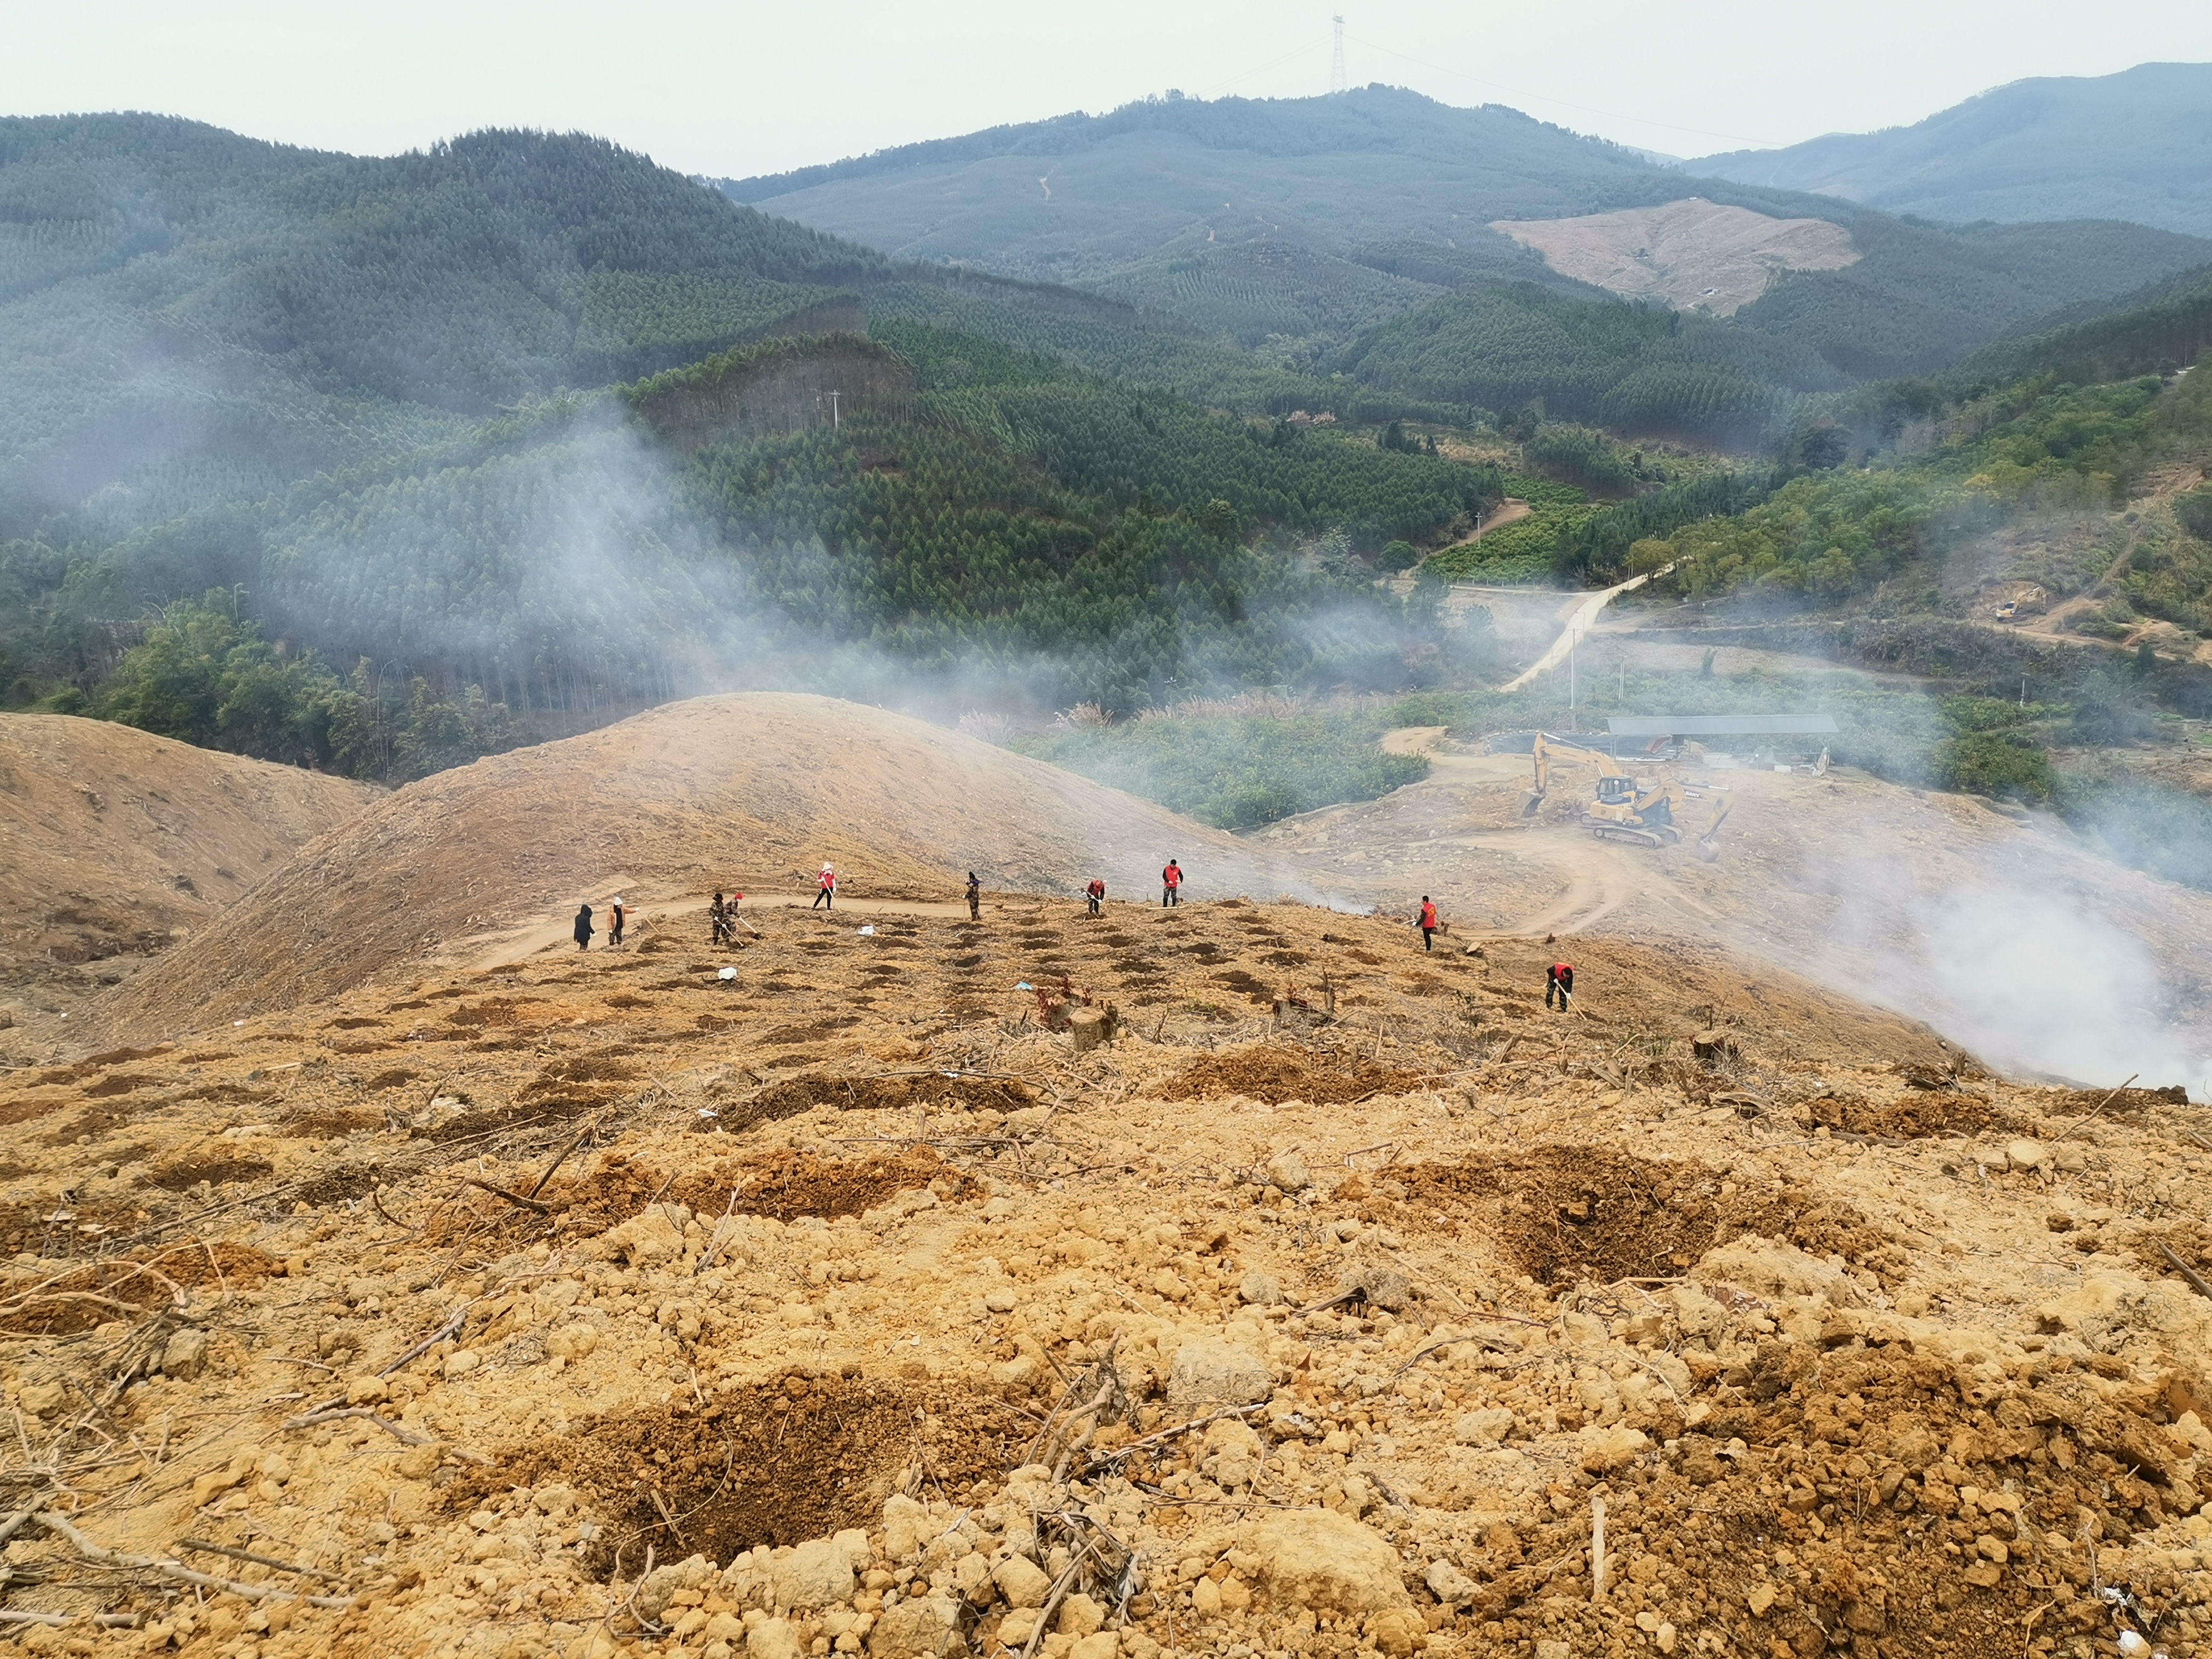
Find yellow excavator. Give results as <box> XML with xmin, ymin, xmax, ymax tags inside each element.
<box><xmin>1523</xmin><ymin>732</ymin><xmax>1695</xmax><ymax>849</ymax></box>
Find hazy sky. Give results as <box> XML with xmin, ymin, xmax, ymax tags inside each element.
<box><xmin>8</xmin><ymin>1</ymin><xmax>2210</xmax><ymax>176</ymax></box>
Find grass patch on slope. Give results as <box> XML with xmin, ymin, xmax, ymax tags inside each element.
<box><xmin>1421</xmin><ymin>473</ymin><xmax>1596</xmax><ymax>584</ymax></box>
<box><xmin>1016</xmin><ymin>705</ymin><xmax>1429</xmax><ymax>830</ymax></box>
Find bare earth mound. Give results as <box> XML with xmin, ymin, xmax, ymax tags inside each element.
<box><xmin>79</xmin><ymin>693</ymin><xmax>1309</xmax><ymax>1046</ymax></box>
<box><xmin>1490</xmin><ymin>198</ymin><xmax>1861</xmax><ymax>314</ymax></box>
<box><xmin>1</xmin><ymin>896</ymin><xmax>2206</xmax><ymax>1658</ymax></box>
<box><xmin>0</xmin><ymin>714</ymin><xmax>379</xmax><ymax>1031</ymax></box>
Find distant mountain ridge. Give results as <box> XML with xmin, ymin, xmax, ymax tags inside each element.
<box><xmin>720</xmin><ymin>87</ymin><xmax>1719</xmax><ymax>300</ymax></box>
<box><xmin>0</xmin><ymin>114</ymin><xmax>1160</xmax><ymax>533</ymax></box>
<box><xmin>718</xmin><ymin>85</ymin><xmax>2212</xmax><ymax>440</ymax></box>
<box><xmin>1691</xmin><ymin>62</ymin><xmax>2212</xmax><ymax>238</ymax></box>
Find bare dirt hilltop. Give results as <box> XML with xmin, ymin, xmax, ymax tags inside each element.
<box><xmin>1489</xmin><ymin>199</ymin><xmax>1861</xmax><ymax>316</ymax></box>
<box><xmin>0</xmin><ymin>714</ymin><xmax>380</xmax><ymax>1035</ymax></box>
<box><xmin>75</xmin><ymin>694</ymin><xmax>1317</xmax><ymax>1049</ymax></box>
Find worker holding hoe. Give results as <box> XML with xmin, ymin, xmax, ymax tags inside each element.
<box><xmin>1546</xmin><ymin>959</ymin><xmax>1575</xmax><ymax>1011</ymax></box>
<box><xmin>1086</xmin><ymin>877</ymin><xmax>1107</xmax><ymax>917</ymax></box>
<box><xmin>813</xmin><ymin>863</ymin><xmax>837</xmax><ymax>910</ymax></box>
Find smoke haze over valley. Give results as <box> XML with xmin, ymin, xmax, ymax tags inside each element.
<box><xmin>11</xmin><ymin>21</ymin><xmax>2212</xmax><ymax>1659</ymax></box>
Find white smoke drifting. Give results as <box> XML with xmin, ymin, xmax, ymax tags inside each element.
<box><xmin>1915</xmin><ymin>886</ymin><xmax>2208</xmax><ymax>1096</ymax></box>
<box><xmin>1819</xmin><ymin>861</ymin><xmax>2211</xmax><ymax>1100</ymax></box>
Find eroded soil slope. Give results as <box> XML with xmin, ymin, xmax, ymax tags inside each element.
<box><xmin>75</xmin><ymin>695</ymin><xmax>1308</xmax><ymax>1049</ymax></box>
<box><xmin>0</xmin><ymin>715</ymin><xmax>379</xmax><ymax>1031</ymax></box>
<box><xmin>2</xmin><ymin>895</ymin><xmax>2208</xmax><ymax>1659</ymax></box>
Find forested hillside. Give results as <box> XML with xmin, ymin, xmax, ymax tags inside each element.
<box><xmin>0</xmin><ymin>119</ymin><xmax>891</xmax><ymax>533</ymax></box>
<box><xmin>1693</xmin><ymin>62</ymin><xmax>2212</xmax><ymax>239</ymax></box>
<box><xmin>1959</xmin><ymin>263</ymin><xmax>2212</xmax><ymax>389</ymax></box>
<box><xmin>15</xmin><ymin>104</ymin><xmax>2212</xmax><ymax>842</ymax></box>
<box><xmin>725</xmin><ymin>86</ymin><xmax>2212</xmax><ymax>447</ymax></box>
<box><xmin>1</xmin><ymin>115</ymin><xmax>1363</xmax><ymax>546</ymax></box>
<box><xmin>2</xmin><ymin>321</ymin><xmax>1499</xmax><ymax>773</ymax></box>
<box><xmin>1331</xmin><ymin>217</ymin><xmax>2212</xmax><ymax>447</ymax></box>
<box><xmin>721</xmin><ymin>88</ymin><xmax>1662</xmax><ymax>286</ymax></box>
<box><xmin>1620</xmin><ymin>360</ymin><xmax>2212</xmax><ymax>605</ymax></box>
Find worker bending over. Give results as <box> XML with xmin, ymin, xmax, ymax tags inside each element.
<box><xmin>1546</xmin><ymin>961</ymin><xmax>1574</xmax><ymax>1011</ymax></box>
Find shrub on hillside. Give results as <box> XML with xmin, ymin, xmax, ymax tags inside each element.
<box><xmin>2177</xmin><ymin>486</ymin><xmax>2212</xmax><ymax>541</ymax></box>
<box><xmin>1933</xmin><ymin>731</ymin><xmax>2058</xmax><ymax>802</ymax></box>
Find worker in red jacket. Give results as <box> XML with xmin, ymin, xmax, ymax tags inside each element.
<box><xmin>1418</xmin><ymin>896</ymin><xmax>1438</xmax><ymax>952</ymax></box>
<box><xmin>1546</xmin><ymin>961</ymin><xmax>1574</xmax><ymax>1011</ymax></box>
<box><xmin>1161</xmin><ymin>860</ymin><xmax>1182</xmax><ymax>908</ymax></box>
<box><xmin>1086</xmin><ymin>878</ymin><xmax>1106</xmax><ymax>918</ymax></box>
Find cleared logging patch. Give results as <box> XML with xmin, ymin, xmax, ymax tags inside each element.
<box><xmin>1157</xmin><ymin>1045</ymin><xmax>1425</xmax><ymax>1106</ymax></box>
<box><xmin>476</xmin><ymin>1377</ymin><xmax>1027</xmax><ymax>1575</ymax></box>
<box><xmin>1400</xmin><ymin>1148</ymin><xmax>1895</xmax><ymax>1284</ymax></box>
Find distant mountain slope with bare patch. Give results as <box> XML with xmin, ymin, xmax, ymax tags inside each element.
<box><xmin>1490</xmin><ymin>198</ymin><xmax>1861</xmax><ymax>316</ymax></box>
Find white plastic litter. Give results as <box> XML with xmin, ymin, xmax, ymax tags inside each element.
<box><xmin>717</xmin><ymin>967</ymin><xmax>737</xmax><ymax>981</ymax></box>
<box><xmin>1016</xmin><ymin>981</ymin><xmax>1034</xmax><ymax>991</ymax></box>
<box><xmin>858</xmin><ymin>925</ymin><xmax>876</xmax><ymax>936</ymax></box>
<box><xmin>2118</xmin><ymin>1634</ymin><xmax>2149</xmax><ymax>1657</ymax></box>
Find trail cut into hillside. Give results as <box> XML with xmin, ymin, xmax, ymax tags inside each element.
<box><xmin>0</xmin><ymin>715</ymin><xmax>379</xmax><ymax>1031</ymax></box>
<box><xmin>77</xmin><ymin>695</ymin><xmax>1314</xmax><ymax>1048</ymax></box>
